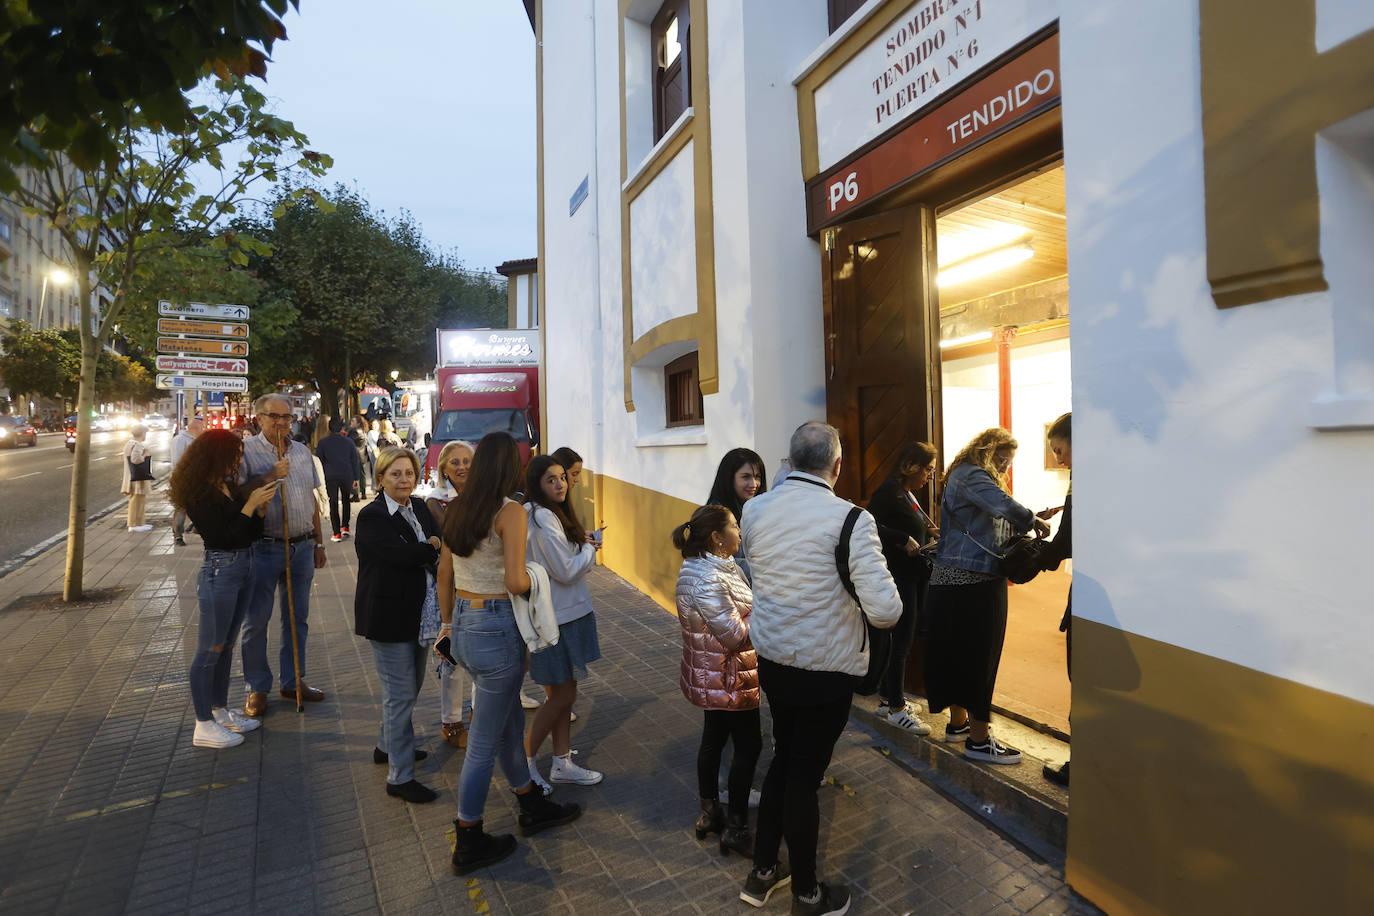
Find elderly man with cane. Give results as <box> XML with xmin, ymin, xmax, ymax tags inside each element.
<box><xmin>239</xmin><ymin>394</ymin><xmax>328</xmax><ymax>718</ymax></box>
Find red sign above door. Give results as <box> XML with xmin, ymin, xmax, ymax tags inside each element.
<box><xmin>807</xmin><ymin>31</ymin><xmax>1060</xmax><ymax>234</ymax></box>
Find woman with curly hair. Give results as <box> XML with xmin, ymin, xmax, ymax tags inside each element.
<box><xmin>923</xmin><ymin>428</ymin><xmax>1048</xmax><ymax>765</ymax></box>
<box><xmin>169</xmin><ymin>430</ymin><xmax>280</xmax><ymax>749</ymax></box>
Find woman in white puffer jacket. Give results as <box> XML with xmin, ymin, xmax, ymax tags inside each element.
<box><xmin>672</xmin><ymin>504</ymin><xmax>760</xmax><ymax>859</ymax></box>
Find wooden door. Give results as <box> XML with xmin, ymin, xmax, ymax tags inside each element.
<box><xmin>823</xmin><ymin>205</ymin><xmax>941</xmax><ymax>505</ymax></box>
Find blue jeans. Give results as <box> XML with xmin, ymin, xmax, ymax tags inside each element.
<box><xmin>371</xmin><ymin>640</ymin><xmax>429</xmax><ymax>784</ymax></box>
<box><xmin>454</xmin><ymin>598</ymin><xmax>530</xmax><ymax>822</ymax></box>
<box><xmin>190</xmin><ymin>549</ymin><xmax>254</xmax><ymax>720</ymax></box>
<box><xmin>241</xmin><ymin>539</ymin><xmax>316</xmax><ymax>693</ymax></box>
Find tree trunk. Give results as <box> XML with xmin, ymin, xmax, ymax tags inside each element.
<box><xmin>63</xmin><ymin>258</ymin><xmax>99</xmax><ymax>601</ymax></box>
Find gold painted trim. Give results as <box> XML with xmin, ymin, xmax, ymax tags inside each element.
<box><xmin>628</xmin><ymin>313</ymin><xmax>698</xmax><ymax>365</ymax></box>
<box><xmin>795</xmin><ymin>0</ymin><xmax>920</xmax><ymax>180</ymax></box>
<box><xmin>618</xmin><ymin>0</ymin><xmax>718</xmax><ymax>413</ymax></box>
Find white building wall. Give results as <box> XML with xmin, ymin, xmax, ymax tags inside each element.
<box><xmin>1061</xmin><ymin>1</ymin><xmax>1374</xmax><ymax>704</ymax></box>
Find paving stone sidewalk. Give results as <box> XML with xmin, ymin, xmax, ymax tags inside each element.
<box><xmin>0</xmin><ymin>495</ymin><xmax>1096</xmax><ymax>915</ymax></box>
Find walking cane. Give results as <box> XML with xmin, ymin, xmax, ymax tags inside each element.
<box><xmin>277</xmin><ymin>437</ymin><xmax>306</xmax><ymax>714</ymax></box>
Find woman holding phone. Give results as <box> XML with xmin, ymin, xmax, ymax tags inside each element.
<box><xmin>426</xmin><ymin>439</ymin><xmax>474</xmax><ymax>748</ymax></box>
<box><xmin>169</xmin><ymin>430</ymin><xmax>278</xmax><ymax>749</ymax></box>
<box><xmin>521</xmin><ymin>455</ymin><xmax>604</xmax><ymax>793</ymax></box>
<box><xmin>438</xmin><ymin>433</ymin><xmax>581</xmax><ymax>875</ymax></box>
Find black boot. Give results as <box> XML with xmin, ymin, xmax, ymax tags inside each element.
<box><xmin>516</xmin><ymin>786</ymin><xmax>582</xmax><ymax>836</ymax></box>
<box><xmin>719</xmin><ymin>811</ymin><xmax>753</xmax><ymax>858</ymax></box>
<box><xmin>694</xmin><ymin>798</ymin><xmax>725</xmax><ymax>840</ymax></box>
<box><xmin>451</xmin><ymin>820</ymin><xmax>517</xmax><ymax>876</ymax></box>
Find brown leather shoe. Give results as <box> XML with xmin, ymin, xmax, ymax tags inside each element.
<box><xmin>443</xmin><ymin>722</ymin><xmax>468</xmax><ymax>749</ymax></box>
<box><xmin>245</xmin><ymin>692</ymin><xmax>268</xmax><ymax>718</ymax></box>
<box><xmin>280</xmin><ymin>684</ymin><xmax>325</xmax><ymax>702</ymax></box>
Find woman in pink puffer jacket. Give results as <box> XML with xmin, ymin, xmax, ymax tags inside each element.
<box><xmin>672</xmin><ymin>504</ymin><xmax>761</xmax><ymax>859</ymax></box>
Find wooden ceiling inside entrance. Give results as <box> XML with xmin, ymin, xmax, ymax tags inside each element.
<box><xmin>935</xmin><ymin>165</ymin><xmax>1067</xmax><ymax>310</ymax></box>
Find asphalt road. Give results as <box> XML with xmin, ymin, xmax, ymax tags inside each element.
<box><xmin>0</xmin><ymin>428</ymin><xmax>175</xmax><ymax>564</ymax></box>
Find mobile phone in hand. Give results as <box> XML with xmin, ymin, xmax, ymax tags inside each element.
<box><xmin>435</xmin><ymin>636</ymin><xmax>456</xmax><ymax>665</ymax></box>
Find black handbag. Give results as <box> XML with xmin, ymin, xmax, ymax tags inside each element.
<box><xmin>949</xmin><ymin>504</ymin><xmax>1049</xmax><ymax>585</ymax></box>
<box><xmin>836</xmin><ymin>506</ymin><xmax>891</xmax><ymax>697</ymax></box>
<box><xmin>128</xmin><ymin>455</ymin><xmax>153</xmax><ymax>482</ymax></box>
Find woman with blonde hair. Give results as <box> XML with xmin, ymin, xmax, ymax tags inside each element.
<box><xmin>122</xmin><ymin>424</ymin><xmax>154</xmax><ymax>532</ymax></box>
<box><xmin>424</xmin><ymin>439</ymin><xmax>474</xmax><ymax>748</ymax></box>
<box><xmin>923</xmin><ymin>428</ymin><xmax>1048</xmax><ymax>765</ymax></box>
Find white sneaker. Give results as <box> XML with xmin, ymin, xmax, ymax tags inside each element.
<box><xmin>550</xmin><ymin>751</ymin><xmax>603</xmax><ymax>785</ymax></box>
<box><xmin>193</xmin><ymin>718</ymin><xmax>245</xmax><ymax>749</ymax></box>
<box><xmin>719</xmin><ymin>787</ymin><xmax>763</xmax><ymax>808</ymax></box>
<box><xmin>527</xmin><ymin>756</ymin><xmax>553</xmax><ymax>796</ymax></box>
<box><xmin>520</xmin><ymin>690</ymin><xmax>542</xmax><ymax>710</ymax></box>
<box><xmin>128</xmin><ymin>525</ymin><xmax>153</xmax><ymax>533</ymax></box>
<box><xmin>213</xmin><ymin>707</ymin><xmax>261</xmax><ymax>733</ymax></box>
<box><xmin>569</xmin><ymin>709</ymin><xmax>577</xmax><ymax>723</ymax></box>
<box><xmin>885</xmin><ymin>705</ymin><xmax>932</xmax><ymax>736</ymax></box>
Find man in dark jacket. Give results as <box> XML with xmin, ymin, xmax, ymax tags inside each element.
<box><xmin>317</xmin><ymin>417</ymin><xmax>363</xmax><ymax>541</ymax></box>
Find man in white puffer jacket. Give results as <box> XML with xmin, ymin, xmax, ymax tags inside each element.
<box><xmin>737</xmin><ymin>421</ymin><xmax>901</xmax><ymax>916</ymax></box>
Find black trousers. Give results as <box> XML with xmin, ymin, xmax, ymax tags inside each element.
<box><xmin>697</xmin><ymin>708</ymin><xmax>762</xmax><ymax>819</ymax></box>
<box><xmin>326</xmin><ymin>479</ymin><xmax>353</xmax><ymax>535</ymax></box>
<box><xmin>754</xmin><ymin>657</ymin><xmax>855</xmax><ymax>898</ymax></box>
<box><xmin>879</xmin><ymin>574</ymin><xmax>922</xmax><ymax>704</ymax></box>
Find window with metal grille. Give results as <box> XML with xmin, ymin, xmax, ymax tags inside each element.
<box><xmin>652</xmin><ymin>0</ymin><xmax>691</xmax><ymax>142</ymax></box>
<box><xmin>664</xmin><ymin>351</ymin><xmax>704</xmax><ymax>427</ymax></box>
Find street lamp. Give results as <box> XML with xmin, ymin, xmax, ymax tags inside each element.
<box><xmin>38</xmin><ymin>268</ymin><xmax>72</xmax><ymax>329</ymax></box>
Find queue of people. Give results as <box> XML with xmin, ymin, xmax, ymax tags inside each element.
<box><xmin>168</xmin><ymin>391</ymin><xmax>1071</xmax><ymax>912</ymax></box>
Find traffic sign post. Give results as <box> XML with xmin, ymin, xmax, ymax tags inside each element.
<box><xmin>156</xmin><ymin>317</ymin><xmax>249</xmax><ymax>338</ymax></box>
<box><xmin>156</xmin><ymin>336</ymin><xmax>249</xmax><ymax>356</ymax></box>
<box><xmin>157</xmin><ymin>298</ymin><xmax>251</xmax><ymax>419</ymax></box>
<box><xmin>155</xmin><ymin>355</ymin><xmax>249</xmax><ymax>375</ymax></box>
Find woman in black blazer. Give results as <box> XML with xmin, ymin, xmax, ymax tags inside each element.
<box><xmin>868</xmin><ymin>441</ymin><xmax>939</xmax><ymax>735</ymax></box>
<box><xmin>354</xmin><ymin>447</ymin><xmax>443</xmax><ymax>803</ymax></box>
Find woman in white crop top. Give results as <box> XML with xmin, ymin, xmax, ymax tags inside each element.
<box><xmin>437</xmin><ymin>432</ymin><xmax>581</xmax><ymax>876</ymax></box>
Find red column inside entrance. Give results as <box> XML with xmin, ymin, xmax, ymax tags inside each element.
<box><xmin>995</xmin><ymin>326</ymin><xmax>1017</xmax><ymax>491</ymax></box>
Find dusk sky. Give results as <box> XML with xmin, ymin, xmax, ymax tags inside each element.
<box><xmin>254</xmin><ymin>1</ymin><xmax>537</xmax><ymax>274</ymax></box>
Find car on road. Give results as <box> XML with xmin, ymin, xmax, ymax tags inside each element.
<box><xmin>89</xmin><ymin>414</ymin><xmax>112</xmax><ymax>432</ymax></box>
<box><xmin>0</xmin><ymin>416</ymin><xmax>39</xmax><ymax>448</ymax></box>
<box><xmin>142</xmin><ymin>414</ymin><xmax>169</xmax><ymax>431</ymax></box>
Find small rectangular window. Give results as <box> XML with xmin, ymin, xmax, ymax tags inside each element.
<box><xmin>828</xmin><ymin>0</ymin><xmax>867</xmax><ymax>33</ymax></box>
<box><xmin>665</xmin><ymin>351</ymin><xmax>704</xmax><ymax>427</ymax></box>
<box><xmin>652</xmin><ymin>0</ymin><xmax>691</xmax><ymax>142</ymax></box>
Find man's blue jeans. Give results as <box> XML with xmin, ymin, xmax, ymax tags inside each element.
<box><xmin>242</xmin><ymin>539</ymin><xmax>315</xmax><ymax>693</ymax></box>
<box><xmin>454</xmin><ymin>598</ymin><xmax>530</xmax><ymax>822</ymax></box>
<box><xmin>370</xmin><ymin>640</ymin><xmax>429</xmax><ymax>785</ymax></box>
<box><xmin>190</xmin><ymin>548</ymin><xmax>254</xmax><ymax>720</ymax></box>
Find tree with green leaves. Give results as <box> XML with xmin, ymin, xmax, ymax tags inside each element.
<box><xmin>0</xmin><ymin>320</ymin><xmax>80</xmax><ymax>410</ymax></box>
<box><xmin>0</xmin><ymin>1</ymin><xmax>299</xmax><ymax>192</ymax></box>
<box><xmin>9</xmin><ymin>76</ymin><xmax>328</xmax><ymax>600</ymax></box>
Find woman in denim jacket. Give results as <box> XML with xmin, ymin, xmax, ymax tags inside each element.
<box><xmin>923</xmin><ymin>428</ymin><xmax>1048</xmax><ymax>765</ymax></box>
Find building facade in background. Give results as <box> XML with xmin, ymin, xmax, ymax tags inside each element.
<box><xmin>529</xmin><ymin>1</ymin><xmax>1374</xmax><ymax>912</ymax></box>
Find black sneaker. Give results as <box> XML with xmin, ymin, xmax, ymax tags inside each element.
<box><xmin>792</xmin><ymin>881</ymin><xmax>851</xmax><ymax>916</ymax></box>
<box><xmin>516</xmin><ymin>787</ymin><xmax>582</xmax><ymax>836</ymax></box>
<box><xmin>944</xmin><ymin>720</ymin><xmax>971</xmax><ymax>742</ymax></box>
<box><xmin>451</xmin><ymin>820</ymin><xmax>517</xmax><ymax>875</ymax></box>
<box><xmin>740</xmin><ymin>863</ymin><xmax>791</xmax><ymax>908</ymax></box>
<box><xmin>1043</xmin><ymin>760</ymin><xmax>1070</xmax><ymax>787</ymax></box>
<box><xmin>963</xmin><ymin>735</ymin><xmax>1022</xmax><ymax>765</ymax></box>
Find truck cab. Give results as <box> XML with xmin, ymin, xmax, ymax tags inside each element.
<box><xmin>425</xmin><ymin>368</ymin><xmax>540</xmax><ymax>478</ymax></box>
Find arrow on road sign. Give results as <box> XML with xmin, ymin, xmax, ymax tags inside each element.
<box><xmin>157</xmin><ymin>336</ymin><xmax>250</xmax><ymax>356</ymax></box>
<box><xmin>158</xmin><ymin>299</ymin><xmax>252</xmax><ymax>321</ymax></box>
<box><xmin>156</xmin><ymin>374</ymin><xmax>250</xmax><ymax>393</ymax></box>
<box><xmin>157</xmin><ymin>317</ymin><xmax>249</xmax><ymax>339</ymax></box>
<box><xmin>155</xmin><ymin>355</ymin><xmax>249</xmax><ymax>375</ymax></box>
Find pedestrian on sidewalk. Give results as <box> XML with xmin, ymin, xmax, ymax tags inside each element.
<box><xmin>672</xmin><ymin>503</ymin><xmax>760</xmax><ymax>859</ymax></box>
<box><xmin>349</xmin><ymin>416</ymin><xmax>375</xmax><ymax>498</ymax></box>
<box><xmin>739</xmin><ymin>421</ymin><xmax>902</xmax><ymax>915</ymax></box>
<box><xmin>354</xmin><ymin>447</ymin><xmax>443</xmax><ymax>804</ymax></box>
<box><xmin>317</xmin><ymin>417</ymin><xmax>362</xmax><ymax>542</ymax></box>
<box><xmin>1038</xmin><ymin>413</ymin><xmax>1073</xmax><ymax>787</ymax></box>
<box><xmin>237</xmin><ymin>394</ymin><xmax>329</xmax><ymax>718</ymax></box>
<box><xmin>121</xmin><ymin>424</ymin><xmax>154</xmax><ymax>532</ymax></box>
<box><xmin>522</xmin><ymin>455</ymin><xmax>604</xmax><ymax>794</ymax></box>
<box><xmin>868</xmin><ymin>441</ymin><xmax>940</xmax><ymax>736</ymax></box>
<box><xmin>169</xmin><ymin>430</ymin><xmax>278</xmax><ymax>749</ymax></box>
<box><xmin>706</xmin><ymin>448</ymin><xmax>767</xmax><ymax>582</ymax></box>
<box><xmin>170</xmin><ymin>416</ymin><xmax>204</xmax><ymax>546</ymax></box>
<box><xmin>922</xmin><ymin>428</ymin><xmax>1050</xmax><ymax>765</ymax></box>
<box><xmin>425</xmin><ymin>439</ymin><xmax>474</xmax><ymax>749</ymax></box>
<box><xmin>437</xmin><ymin>432</ymin><xmax>581</xmax><ymax>876</ymax></box>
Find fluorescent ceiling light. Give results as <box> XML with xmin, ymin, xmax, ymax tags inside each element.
<box><xmin>936</xmin><ymin>221</ymin><xmax>1028</xmax><ymax>266</ymax></box>
<box><xmin>937</xmin><ymin>244</ymin><xmax>1034</xmax><ymax>287</ymax></box>
<box><xmin>940</xmin><ymin>331</ymin><xmax>994</xmax><ymax>349</ymax></box>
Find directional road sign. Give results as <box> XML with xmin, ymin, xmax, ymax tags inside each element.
<box><xmin>155</xmin><ymin>355</ymin><xmax>249</xmax><ymax>375</ymax></box>
<box><xmin>158</xmin><ymin>300</ymin><xmax>252</xmax><ymax>321</ymax></box>
<box><xmin>157</xmin><ymin>317</ymin><xmax>249</xmax><ymax>338</ymax></box>
<box><xmin>157</xmin><ymin>336</ymin><xmax>249</xmax><ymax>356</ymax></box>
<box><xmin>156</xmin><ymin>374</ymin><xmax>250</xmax><ymax>393</ymax></box>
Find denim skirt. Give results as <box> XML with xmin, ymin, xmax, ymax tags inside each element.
<box><xmin>529</xmin><ymin>611</ymin><xmax>601</xmax><ymax>686</ymax></box>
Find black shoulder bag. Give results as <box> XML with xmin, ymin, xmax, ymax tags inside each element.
<box><xmin>128</xmin><ymin>453</ymin><xmax>153</xmax><ymax>482</ymax></box>
<box><xmin>948</xmin><ymin>499</ymin><xmax>1049</xmax><ymax>585</ymax></box>
<box><xmin>836</xmin><ymin>506</ymin><xmax>891</xmax><ymax>696</ymax></box>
